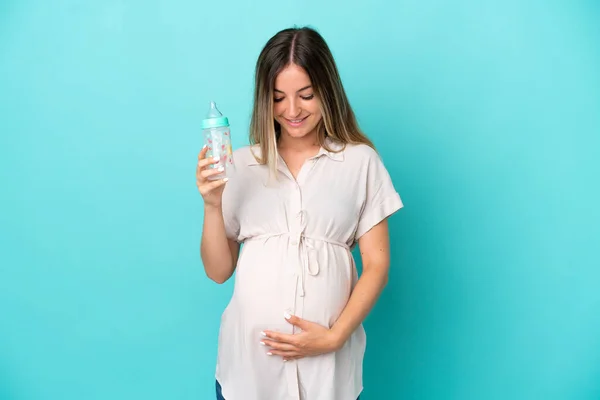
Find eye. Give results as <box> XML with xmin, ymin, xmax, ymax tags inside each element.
<box><xmin>301</xmin><ymin>94</ymin><xmax>315</xmax><ymax>100</ymax></box>
<box><xmin>273</xmin><ymin>98</ymin><xmax>284</xmax><ymax>103</ymax></box>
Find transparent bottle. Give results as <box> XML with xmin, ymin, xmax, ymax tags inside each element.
<box><xmin>201</xmin><ymin>101</ymin><xmax>234</xmax><ymax>181</ymax></box>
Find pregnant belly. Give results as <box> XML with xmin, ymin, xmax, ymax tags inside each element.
<box><xmin>230</xmin><ymin>239</ymin><xmax>355</xmax><ymax>332</ymax></box>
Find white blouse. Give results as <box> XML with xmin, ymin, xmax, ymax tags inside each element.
<box><xmin>215</xmin><ymin>138</ymin><xmax>403</xmax><ymax>400</ymax></box>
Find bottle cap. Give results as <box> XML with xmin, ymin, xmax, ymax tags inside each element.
<box><xmin>201</xmin><ymin>101</ymin><xmax>229</xmax><ymax>129</ymax></box>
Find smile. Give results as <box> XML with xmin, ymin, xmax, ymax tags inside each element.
<box><xmin>284</xmin><ymin>116</ymin><xmax>308</xmax><ymax>127</ymax></box>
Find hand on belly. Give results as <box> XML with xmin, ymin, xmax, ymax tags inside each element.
<box><xmin>259</xmin><ymin>311</ymin><xmax>343</xmax><ymax>361</ymax></box>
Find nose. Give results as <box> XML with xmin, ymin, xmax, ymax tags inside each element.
<box><xmin>286</xmin><ymin>98</ymin><xmax>302</xmax><ymax>118</ymax></box>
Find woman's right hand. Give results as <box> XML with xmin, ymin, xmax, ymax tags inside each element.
<box><xmin>196</xmin><ymin>146</ymin><xmax>228</xmax><ymax>208</ymax></box>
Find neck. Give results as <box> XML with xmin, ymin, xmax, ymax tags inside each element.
<box><xmin>278</xmin><ymin>130</ymin><xmax>320</xmax><ymax>152</ymax></box>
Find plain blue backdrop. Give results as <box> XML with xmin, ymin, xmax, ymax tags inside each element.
<box><xmin>1</xmin><ymin>0</ymin><xmax>599</xmax><ymax>399</ymax></box>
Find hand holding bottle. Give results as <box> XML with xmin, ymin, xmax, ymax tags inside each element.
<box><xmin>197</xmin><ymin>101</ymin><xmax>234</xmax><ymax>208</ymax></box>
<box><xmin>196</xmin><ymin>145</ymin><xmax>228</xmax><ymax>208</ymax></box>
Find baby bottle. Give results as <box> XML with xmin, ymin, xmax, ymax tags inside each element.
<box><xmin>201</xmin><ymin>101</ymin><xmax>235</xmax><ymax>180</ymax></box>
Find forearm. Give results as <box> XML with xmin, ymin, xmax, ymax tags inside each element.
<box><xmin>330</xmin><ymin>263</ymin><xmax>389</xmax><ymax>347</ymax></box>
<box><xmin>200</xmin><ymin>204</ymin><xmax>236</xmax><ymax>283</ymax></box>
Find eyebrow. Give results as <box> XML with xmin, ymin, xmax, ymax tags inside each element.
<box><xmin>274</xmin><ymin>85</ymin><xmax>312</xmax><ymax>94</ymax></box>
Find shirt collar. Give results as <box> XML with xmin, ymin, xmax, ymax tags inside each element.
<box><xmin>247</xmin><ymin>137</ymin><xmax>344</xmax><ymax>166</ymax></box>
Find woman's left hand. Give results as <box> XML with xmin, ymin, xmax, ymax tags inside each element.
<box><xmin>261</xmin><ymin>313</ymin><xmax>343</xmax><ymax>361</ymax></box>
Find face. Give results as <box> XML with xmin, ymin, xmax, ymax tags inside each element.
<box><xmin>273</xmin><ymin>63</ymin><xmax>322</xmax><ymax>140</ymax></box>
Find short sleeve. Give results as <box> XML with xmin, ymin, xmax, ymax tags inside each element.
<box><xmin>221</xmin><ymin>175</ymin><xmax>241</xmax><ymax>242</ymax></box>
<box><xmin>355</xmin><ymin>151</ymin><xmax>403</xmax><ymax>240</ymax></box>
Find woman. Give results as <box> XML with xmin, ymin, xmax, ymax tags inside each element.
<box><xmin>196</xmin><ymin>26</ymin><xmax>403</xmax><ymax>400</ymax></box>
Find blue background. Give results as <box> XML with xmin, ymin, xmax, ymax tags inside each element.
<box><xmin>1</xmin><ymin>0</ymin><xmax>599</xmax><ymax>399</ymax></box>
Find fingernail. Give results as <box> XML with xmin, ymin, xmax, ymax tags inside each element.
<box><xmin>223</xmin><ymin>177</ymin><xmax>229</xmax><ymax>182</ymax></box>
<box><xmin>218</xmin><ymin>166</ymin><xmax>225</xmax><ymax>172</ymax></box>
<box><xmin>202</xmin><ymin>144</ymin><xmax>207</xmax><ymax>150</ymax></box>
<box><xmin>267</xmin><ymin>352</ymin><xmax>273</xmax><ymax>356</ymax></box>
<box><xmin>260</xmin><ymin>331</ymin><xmax>267</xmax><ymax>337</ymax></box>
<box><xmin>260</xmin><ymin>341</ymin><xmax>266</xmax><ymax>346</ymax></box>
<box><xmin>213</xmin><ymin>156</ymin><xmax>219</xmax><ymax>162</ymax></box>
<box><xmin>283</xmin><ymin>359</ymin><xmax>288</xmax><ymax>362</ymax></box>
<box><xmin>284</xmin><ymin>311</ymin><xmax>292</xmax><ymax>320</ymax></box>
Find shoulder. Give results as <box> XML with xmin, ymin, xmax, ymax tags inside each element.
<box><xmin>340</xmin><ymin>142</ymin><xmax>395</xmax><ymax>184</ymax></box>
<box><xmin>341</xmin><ymin>142</ymin><xmax>382</xmax><ymax>164</ymax></box>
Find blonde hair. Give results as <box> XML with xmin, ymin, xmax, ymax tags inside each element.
<box><xmin>249</xmin><ymin>26</ymin><xmax>375</xmax><ymax>176</ymax></box>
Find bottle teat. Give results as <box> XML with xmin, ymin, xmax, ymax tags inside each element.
<box><xmin>206</xmin><ymin>101</ymin><xmax>223</xmax><ymax>118</ymax></box>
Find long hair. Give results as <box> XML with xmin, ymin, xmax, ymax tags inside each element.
<box><xmin>249</xmin><ymin>26</ymin><xmax>375</xmax><ymax>174</ymax></box>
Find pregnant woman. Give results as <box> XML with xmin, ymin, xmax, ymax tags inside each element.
<box><xmin>196</xmin><ymin>26</ymin><xmax>403</xmax><ymax>400</ymax></box>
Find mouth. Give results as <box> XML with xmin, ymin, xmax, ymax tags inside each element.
<box><xmin>284</xmin><ymin>116</ymin><xmax>309</xmax><ymax>128</ymax></box>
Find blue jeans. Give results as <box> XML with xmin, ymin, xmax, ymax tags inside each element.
<box><xmin>216</xmin><ymin>380</ymin><xmax>360</xmax><ymax>399</ymax></box>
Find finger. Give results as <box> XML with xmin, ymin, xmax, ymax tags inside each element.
<box><xmin>284</xmin><ymin>313</ymin><xmax>309</xmax><ymax>330</ymax></box>
<box><xmin>283</xmin><ymin>355</ymin><xmax>305</xmax><ymax>361</ymax></box>
<box><xmin>261</xmin><ymin>330</ymin><xmax>297</xmax><ymax>345</ymax></box>
<box><xmin>261</xmin><ymin>339</ymin><xmax>297</xmax><ymax>352</ymax></box>
<box><xmin>198</xmin><ymin>145</ymin><xmax>208</xmax><ymax>160</ymax></box>
<box><xmin>268</xmin><ymin>350</ymin><xmax>303</xmax><ymax>357</ymax></box>
<box><xmin>198</xmin><ymin>178</ymin><xmax>228</xmax><ymax>196</ymax></box>
<box><xmin>200</xmin><ymin>166</ymin><xmax>225</xmax><ymax>179</ymax></box>
<box><xmin>197</xmin><ymin>155</ymin><xmax>221</xmax><ymax>170</ymax></box>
